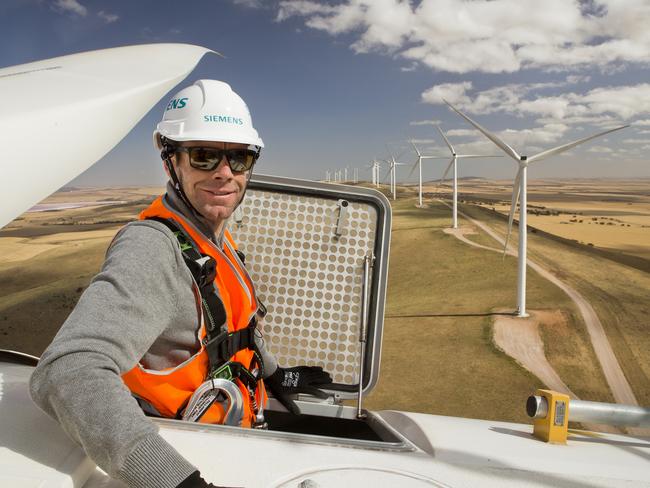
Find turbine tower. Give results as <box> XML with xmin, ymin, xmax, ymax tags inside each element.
<box><xmin>436</xmin><ymin>125</ymin><xmax>501</xmax><ymax>228</ymax></box>
<box><xmin>445</xmin><ymin>100</ymin><xmax>628</xmax><ymax>317</ymax></box>
<box><xmin>408</xmin><ymin>140</ymin><xmax>447</xmax><ymax>207</ymax></box>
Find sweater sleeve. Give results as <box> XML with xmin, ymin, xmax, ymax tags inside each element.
<box><xmin>29</xmin><ymin>221</ymin><xmax>196</xmax><ymax>488</ymax></box>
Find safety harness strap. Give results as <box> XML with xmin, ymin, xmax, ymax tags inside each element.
<box><xmin>147</xmin><ymin>217</ymin><xmax>261</xmax><ymax>386</ymax></box>
<box><xmin>204</xmin><ymin>322</ymin><xmax>257</xmax><ymax>371</ymax></box>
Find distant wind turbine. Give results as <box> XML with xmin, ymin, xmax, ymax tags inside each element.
<box><xmin>408</xmin><ymin>140</ymin><xmax>447</xmax><ymax>207</ymax></box>
<box><xmin>383</xmin><ymin>147</ymin><xmax>408</xmax><ymax>201</ymax></box>
<box><xmin>365</xmin><ymin>159</ymin><xmax>381</xmax><ymax>186</ymax></box>
<box><xmin>436</xmin><ymin>125</ymin><xmax>502</xmax><ymax>228</ymax></box>
<box><xmin>444</xmin><ymin>99</ymin><xmax>628</xmax><ymax>317</ymax></box>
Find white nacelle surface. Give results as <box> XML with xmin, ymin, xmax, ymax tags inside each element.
<box><xmin>2</xmin><ymin>362</ymin><xmax>649</xmax><ymax>488</ymax></box>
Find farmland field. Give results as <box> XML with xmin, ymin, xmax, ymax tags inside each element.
<box><xmin>0</xmin><ymin>179</ymin><xmax>648</xmax><ymax>425</ymax></box>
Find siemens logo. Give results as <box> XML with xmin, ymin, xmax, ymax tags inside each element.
<box><xmin>204</xmin><ymin>115</ymin><xmax>244</xmax><ymax>125</ymax></box>
<box><xmin>166</xmin><ymin>98</ymin><xmax>188</xmax><ymax>110</ymax></box>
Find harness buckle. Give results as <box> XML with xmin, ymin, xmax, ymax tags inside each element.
<box><xmin>188</xmin><ymin>255</ymin><xmax>216</xmax><ymax>288</ymax></box>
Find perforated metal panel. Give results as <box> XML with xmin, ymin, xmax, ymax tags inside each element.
<box><xmin>228</xmin><ymin>175</ymin><xmax>390</xmax><ymax>396</ymax></box>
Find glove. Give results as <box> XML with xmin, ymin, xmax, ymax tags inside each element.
<box><xmin>266</xmin><ymin>366</ymin><xmax>332</xmax><ymax>415</ymax></box>
<box><xmin>177</xmin><ymin>470</ymin><xmax>240</xmax><ymax>488</ymax></box>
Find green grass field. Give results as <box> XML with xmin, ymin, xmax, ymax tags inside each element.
<box><xmin>363</xmin><ymin>195</ymin><xmax>613</xmax><ymax>422</ymax></box>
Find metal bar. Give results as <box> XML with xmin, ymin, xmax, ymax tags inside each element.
<box><xmin>356</xmin><ymin>252</ymin><xmax>373</xmax><ymax>419</ymax></box>
<box><xmin>527</xmin><ymin>395</ymin><xmax>650</xmax><ymax>427</ymax></box>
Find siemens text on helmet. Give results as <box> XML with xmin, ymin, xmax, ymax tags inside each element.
<box><xmin>203</xmin><ymin>115</ymin><xmax>244</xmax><ymax>125</ymax></box>
<box><xmin>166</xmin><ymin>98</ymin><xmax>188</xmax><ymax>110</ymax></box>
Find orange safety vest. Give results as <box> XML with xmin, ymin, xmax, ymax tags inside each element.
<box><xmin>122</xmin><ymin>195</ymin><xmax>266</xmax><ymax>427</ymax></box>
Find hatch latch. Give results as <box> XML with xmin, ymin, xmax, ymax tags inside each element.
<box><xmin>334</xmin><ymin>199</ymin><xmax>349</xmax><ymax>238</ymax></box>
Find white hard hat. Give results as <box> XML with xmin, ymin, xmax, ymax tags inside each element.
<box><xmin>153</xmin><ymin>79</ymin><xmax>264</xmax><ymax>150</ymax></box>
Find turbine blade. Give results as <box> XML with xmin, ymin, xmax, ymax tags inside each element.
<box><xmin>443</xmin><ymin>99</ymin><xmax>521</xmax><ymax>162</ymax></box>
<box><xmin>504</xmin><ymin>167</ymin><xmax>523</xmax><ymax>255</ymax></box>
<box><xmin>527</xmin><ymin>125</ymin><xmax>629</xmax><ymax>163</ymax></box>
<box><xmin>440</xmin><ymin>158</ymin><xmax>454</xmax><ymax>184</ymax></box>
<box><xmin>410</xmin><ymin>139</ymin><xmax>421</xmax><ymax>157</ymax></box>
<box><xmin>408</xmin><ymin>159</ymin><xmax>419</xmax><ymax>179</ymax></box>
<box><xmin>396</xmin><ymin>148</ymin><xmax>409</xmax><ymax>161</ymax></box>
<box><xmin>437</xmin><ymin>125</ymin><xmax>455</xmax><ymax>154</ymax></box>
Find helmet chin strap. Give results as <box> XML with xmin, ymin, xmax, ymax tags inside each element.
<box><xmin>161</xmin><ymin>139</ymin><xmax>201</xmax><ymax>218</ymax></box>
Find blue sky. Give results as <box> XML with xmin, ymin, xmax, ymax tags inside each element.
<box><xmin>2</xmin><ymin>0</ymin><xmax>650</xmax><ymax>186</ymax></box>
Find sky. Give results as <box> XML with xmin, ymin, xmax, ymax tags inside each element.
<box><xmin>2</xmin><ymin>0</ymin><xmax>650</xmax><ymax>187</ymax></box>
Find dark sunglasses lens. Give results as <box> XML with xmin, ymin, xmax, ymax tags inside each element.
<box><xmin>226</xmin><ymin>149</ymin><xmax>257</xmax><ymax>172</ymax></box>
<box><xmin>188</xmin><ymin>148</ymin><xmax>220</xmax><ymax>171</ymax></box>
<box><xmin>186</xmin><ymin>147</ymin><xmax>258</xmax><ymax>172</ymax></box>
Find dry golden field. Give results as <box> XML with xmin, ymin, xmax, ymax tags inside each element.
<box><xmin>434</xmin><ymin>178</ymin><xmax>650</xmax><ymax>262</ymax></box>
<box><xmin>0</xmin><ymin>179</ymin><xmax>648</xmax><ymax>425</ymax></box>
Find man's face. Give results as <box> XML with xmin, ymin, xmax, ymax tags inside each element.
<box><xmin>171</xmin><ymin>140</ymin><xmax>250</xmax><ymax>232</ymax></box>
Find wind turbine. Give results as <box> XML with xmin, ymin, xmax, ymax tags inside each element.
<box><xmin>365</xmin><ymin>159</ymin><xmax>381</xmax><ymax>186</ymax></box>
<box><xmin>408</xmin><ymin>140</ymin><xmax>448</xmax><ymax>208</ymax></box>
<box><xmin>436</xmin><ymin>125</ymin><xmax>502</xmax><ymax>228</ymax></box>
<box><xmin>382</xmin><ymin>151</ymin><xmax>408</xmax><ymax>201</ymax></box>
<box><xmin>444</xmin><ymin>100</ymin><xmax>628</xmax><ymax>317</ymax></box>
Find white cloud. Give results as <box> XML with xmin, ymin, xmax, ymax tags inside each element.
<box><xmin>566</xmin><ymin>74</ymin><xmax>591</xmax><ymax>84</ymax></box>
<box><xmin>410</xmin><ymin>119</ymin><xmax>441</xmax><ymax>126</ymax></box>
<box><xmin>277</xmin><ymin>2</ymin><xmax>340</xmax><ymax>23</ymax></box>
<box><xmin>97</xmin><ymin>10</ymin><xmax>118</xmax><ymax>23</ymax></box>
<box><xmin>276</xmin><ymin>0</ymin><xmax>650</xmax><ymax>74</ymax></box>
<box><xmin>586</xmin><ymin>145</ymin><xmax>614</xmax><ymax>153</ymax></box>
<box><xmin>632</xmin><ymin>119</ymin><xmax>650</xmax><ymax>126</ymax></box>
<box><xmin>497</xmin><ymin>123</ymin><xmax>571</xmax><ymax>147</ymax></box>
<box><xmin>421</xmin><ymin>81</ymin><xmax>472</xmax><ymax>106</ymax></box>
<box><xmin>53</xmin><ymin>0</ymin><xmax>87</xmax><ymax>16</ymax></box>
<box><xmin>580</xmin><ymin>84</ymin><xmax>650</xmax><ymax>119</ymax></box>
<box><xmin>408</xmin><ymin>138</ymin><xmax>438</xmax><ymax>145</ymax></box>
<box><xmin>537</xmin><ymin>114</ymin><xmax>619</xmax><ymax>127</ymax></box>
<box><xmin>232</xmin><ymin>0</ymin><xmax>263</xmax><ymax>8</ymax></box>
<box><xmin>445</xmin><ymin>129</ymin><xmax>477</xmax><ymax>137</ymax></box>
<box><xmin>424</xmin><ymin>80</ymin><xmax>650</xmax><ymax>124</ymax></box>
<box><xmin>636</xmin><ymin>129</ymin><xmax>650</xmax><ymax>134</ymax></box>
<box><xmin>401</xmin><ymin>62</ymin><xmax>418</xmax><ymax>72</ymax></box>
<box><xmin>622</xmin><ymin>138</ymin><xmax>650</xmax><ymax>144</ymax></box>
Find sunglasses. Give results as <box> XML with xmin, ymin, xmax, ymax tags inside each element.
<box><xmin>175</xmin><ymin>146</ymin><xmax>260</xmax><ymax>172</ymax></box>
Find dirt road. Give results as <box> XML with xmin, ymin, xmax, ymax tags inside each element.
<box><xmin>442</xmin><ymin>203</ymin><xmax>639</xmax><ymax>407</ymax></box>
<box><xmin>492</xmin><ymin>312</ymin><xmax>577</xmax><ymax>397</ymax></box>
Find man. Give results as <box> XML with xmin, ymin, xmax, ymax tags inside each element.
<box><xmin>30</xmin><ymin>80</ymin><xmax>331</xmax><ymax>488</ymax></box>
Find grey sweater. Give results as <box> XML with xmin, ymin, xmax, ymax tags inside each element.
<box><xmin>29</xmin><ymin>186</ymin><xmax>277</xmax><ymax>488</ymax></box>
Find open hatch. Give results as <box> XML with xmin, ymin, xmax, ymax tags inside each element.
<box><xmin>222</xmin><ymin>174</ymin><xmax>401</xmax><ymax>448</ymax></box>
